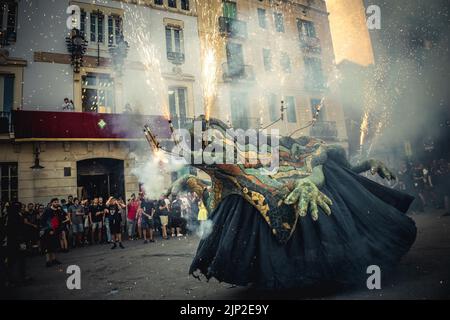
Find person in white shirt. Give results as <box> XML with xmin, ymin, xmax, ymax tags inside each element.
<box><xmin>62</xmin><ymin>98</ymin><xmax>74</xmax><ymax>111</ymax></box>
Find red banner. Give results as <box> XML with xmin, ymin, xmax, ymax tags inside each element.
<box><xmin>12</xmin><ymin>110</ymin><xmax>171</xmax><ymax>141</ymax></box>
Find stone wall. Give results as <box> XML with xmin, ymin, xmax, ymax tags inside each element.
<box><xmin>0</xmin><ymin>140</ymin><xmax>171</xmax><ymax>204</ymax></box>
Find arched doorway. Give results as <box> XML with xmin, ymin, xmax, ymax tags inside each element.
<box><xmin>77</xmin><ymin>158</ymin><xmax>125</xmax><ymax>200</ymax></box>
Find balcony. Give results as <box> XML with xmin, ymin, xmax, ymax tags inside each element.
<box><xmin>222</xmin><ymin>62</ymin><xmax>255</xmax><ymax>82</ymax></box>
<box><xmin>231</xmin><ymin>117</ymin><xmax>261</xmax><ymax>131</ymax></box>
<box><xmin>11</xmin><ymin>110</ymin><xmax>171</xmax><ymax>141</ymax></box>
<box><xmin>310</xmin><ymin>121</ymin><xmax>338</xmax><ymax>140</ymax></box>
<box><xmin>167</xmin><ymin>51</ymin><xmax>185</xmax><ymax>65</ymax></box>
<box><xmin>170</xmin><ymin>116</ymin><xmax>194</xmax><ymax>130</ymax></box>
<box><xmin>166</xmin><ymin>116</ymin><xmax>261</xmax><ymax>131</ymax></box>
<box><xmin>300</xmin><ymin>36</ymin><xmax>321</xmax><ymax>54</ymax></box>
<box><xmin>218</xmin><ymin>16</ymin><xmax>248</xmax><ymax>39</ymax></box>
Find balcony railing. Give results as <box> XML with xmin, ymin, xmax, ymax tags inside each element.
<box><xmin>218</xmin><ymin>16</ymin><xmax>248</xmax><ymax>39</ymax></box>
<box><xmin>0</xmin><ymin>111</ymin><xmax>12</xmax><ymax>134</ymax></box>
<box><xmin>167</xmin><ymin>51</ymin><xmax>185</xmax><ymax>65</ymax></box>
<box><xmin>300</xmin><ymin>36</ymin><xmax>321</xmax><ymax>54</ymax></box>
<box><xmin>231</xmin><ymin>117</ymin><xmax>261</xmax><ymax>131</ymax></box>
<box><xmin>165</xmin><ymin>116</ymin><xmax>262</xmax><ymax>132</ymax></box>
<box><xmin>170</xmin><ymin>116</ymin><xmax>193</xmax><ymax>130</ymax></box>
<box><xmin>310</xmin><ymin>121</ymin><xmax>338</xmax><ymax>140</ymax></box>
<box><xmin>222</xmin><ymin>62</ymin><xmax>255</xmax><ymax>82</ymax></box>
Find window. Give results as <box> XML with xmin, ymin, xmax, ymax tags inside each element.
<box><xmin>226</xmin><ymin>42</ymin><xmax>245</xmax><ymax>77</ymax></box>
<box><xmin>64</xmin><ymin>167</ymin><xmax>72</xmax><ymax>177</ymax></box>
<box><xmin>165</xmin><ymin>26</ymin><xmax>185</xmax><ymax>64</ymax></box>
<box><xmin>0</xmin><ymin>163</ymin><xmax>18</xmax><ymax>202</ymax></box>
<box><xmin>80</xmin><ymin>10</ymin><xmax>87</xmax><ymax>36</ymax></box>
<box><xmin>82</xmin><ymin>73</ymin><xmax>115</xmax><ymax>113</ymax></box>
<box><xmin>285</xmin><ymin>96</ymin><xmax>297</xmax><ymax>123</ymax></box>
<box><xmin>311</xmin><ymin>98</ymin><xmax>325</xmax><ymax>121</ymax></box>
<box><xmin>181</xmin><ymin>0</ymin><xmax>190</xmax><ymax>10</ymax></box>
<box><xmin>230</xmin><ymin>91</ymin><xmax>250</xmax><ymax>130</ymax></box>
<box><xmin>257</xmin><ymin>8</ymin><xmax>267</xmax><ymax>28</ymax></box>
<box><xmin>168</xmin><ymin>87</ymin><xmax>187</xmax><ymax>127</ymax></box>
<box><xmin>154</xmin><ymin>0</ymin><xmax>163</xmax><ymax>5</ymax></box>
<box><xmin>297</xmin><ymin>19</ymin><xmax>316</xmax><ymax>38</ymax></box>
<box><xmin>223</xmin><ymin>1</ymin><xmax>237</xmax><ymax>19</ymax></box>
<box><xmin>108</xmin><ymin>15</ymin><xmax>123</xmax><ymax>46</ymax></box>
<box><xmin>79</xmin><ymin>9</ymin><xmax>123</xmax><ymax>47</ymax></box>
<box><xmin>304</xmin><ymin>57</ymin><xmax>325</xmax><ymax>89</ymax></box>
<box><xmin>90</xmin><ymin>11</ymin><xmax>104</xmax><ymax>43</ymax></box>
<box><xmin>274</xmin><ymin>12</ymin><xmax>284</xmax><ymax>32</ymax></box>
<box><xmin>268</xmin><ymin>93</ymin><xmax>278</xmax><ymax>122</ymax></box>
<box><xmin>0</xmin><ymin>1</ymin><xmax>17</xmax><ymax>44</ymax></box>
<box><xmin>297</xmin><ymin>19</ymin><xmax>320</xmax><ymax>53</ymax></box>
<box><xmin>280</xmin><ymin>52</ymin><xmax>291</xmax><ymax>73</ymax></box>
<box><xmin>262</xmin><ymin>48</ymin><xmax>272</xmax><ymax>71</ymax></box>
<box><xmin>168</xmin><ymin>0</ymin><xmax>177</xmax><ymax>8</ymax></box>
<box><xmin>0</xmin><ymin>74</ymin><xmax>14</xmax><ymax>112</ymax></box>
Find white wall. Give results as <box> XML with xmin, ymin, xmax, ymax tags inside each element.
<box><xmin>9</xmin><ymin>0</ymin><xmax>203</xmax><ymax>115</ymax></box>
<box><xmin>120</xmin><ymin>2</ymin><xmax>203</xmax><ymax>116</ymax></box>
<box><xmin>9</xmin><ymin>0</ymin><xmax>73</xmax><ymax>109</ymax></box>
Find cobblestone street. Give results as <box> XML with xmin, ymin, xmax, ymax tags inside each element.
<box><xmin>5</xmin><ymin>211</ymin><xmax>450</xmax><ymax>300</ymax></box>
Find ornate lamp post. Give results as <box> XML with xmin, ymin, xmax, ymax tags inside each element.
<box><xmin>66</xmin><ymin>28</ymin><xmax>88</xmax><ymax>73</ymax></box>
<box><xmin>109</xmin><ymin>33</ymin><xmax>129</xmax><ymax>76</ymax></box>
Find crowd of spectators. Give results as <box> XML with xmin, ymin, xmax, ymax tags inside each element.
<box><xmin>368</xmin><ymin>158</ymin><xmax>450</xmax><ymax>215</ymax></box>
<box><xmin>2</xmin><ymin>157</ymin><xmax>449</xmax><ymax>288</ymax></box>
<box><xmin>0</xmin><ymin>191</ymin><xmax>207</xmax><ymax>287</ymax></box>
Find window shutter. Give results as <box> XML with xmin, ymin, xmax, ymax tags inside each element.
<box><xmin>165</xmin><ymin>27</ymin><xmax>173</xmax><ymax>53</ymax></box>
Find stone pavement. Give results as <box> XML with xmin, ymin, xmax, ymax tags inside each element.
<box><xmin>5</xmin><ymin>210</ymin><xmax>450</xmax><ymax>300</ymax></box>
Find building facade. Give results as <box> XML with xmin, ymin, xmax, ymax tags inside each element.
<box><xmin>196</xmin><ymin>0</ymin><xmax>348</xmax><ymax>140</ymax></box>
<box><xmin>0</xmin><ymin>0</ymin><xmax>201</xmax><ymax>204</ymax></box>
<box><xmin>327</xmin><ymin>0</ymin><xmax>377</xmax><ymax>157</ymax></box>
<box><xmin>0</xmin><ymin>0</ymin><xmax>349</xmax><ymax>204</ymax></box>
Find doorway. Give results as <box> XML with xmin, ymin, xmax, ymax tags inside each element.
<box><xmin>77</xmin><ymin>158</ymin><xmax>125</xmax><ymax>200</ymax></box>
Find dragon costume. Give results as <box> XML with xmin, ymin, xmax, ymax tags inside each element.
<box><xmin>149</xmin><ymin>116</ymin><xmax>417</xmax><ymax>288</ymax></box>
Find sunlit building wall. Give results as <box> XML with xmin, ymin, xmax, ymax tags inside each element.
<box><xmin>197</xmin><ymin>0</ymin><xmax>348</xmax><ymax>141</ymax></box>
<box><xmin>326</xmin><ymin>0</ymin><xmax>375</xmax><ymax>66</ymax></box>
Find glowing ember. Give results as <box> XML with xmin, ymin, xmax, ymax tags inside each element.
<box><xmin>123</xmin><ymin>5</ymin><xmax>170</xmax><ymax>119</ymax></box>
<box><xmin>360</xmin><ymin>110</ymin><xmax>369</xmax><ymax>148</ymax></box>
<box><xmin>202</xmin><ymin>47</ymin><xmax>218</xmax><ymax>121</ymax></box>
<box><xmin>196</xmin><ymin>0</ymin><xmax>223</xmax><ymax>121</ymax></box>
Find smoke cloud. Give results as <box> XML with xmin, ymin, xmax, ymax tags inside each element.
<box><xmin>341</xmin><ymin>0</ymin><xmax>450</xmax><ymax>162</ymax></box>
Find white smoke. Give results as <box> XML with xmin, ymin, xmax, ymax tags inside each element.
<box><xmin>196</xmin><ymin>220</ymin><xmax>214</xmax><ymax>239</ymax></box>
<box><xmin>129</xmin><ymin>151</ymin><xmax>185</xmax><ymax>199</ymax></box>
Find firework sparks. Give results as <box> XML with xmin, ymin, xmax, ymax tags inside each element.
<box><xmin>123</xmin><ymin>5</ymin><xmax>170</xmax><ymax>119</ymax></box>
<box><xmin>359</xmin><ymin>58</ymin><xmax>396</xmax><ymax>156</ymax></box>
<box><xmin>196</xmin><ymin>0</ymin><xmax>223</xmax><ymax>121</ymax></box>
<box><xmin>202</xmin><ymin>46</ymin><xmax>218</xmax><ymax>121</ymax></box>
<box><xmin>360</xmin><ymin>110</ymin><xmax>369</xmax><ymax>148</ymax></box>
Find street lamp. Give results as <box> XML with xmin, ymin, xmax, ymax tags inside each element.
<box><xmin>66</xmin><ymin>28</ymin><xmax>88</xmax><ymax>73</ymax></box>
<box><xmin>109</xmin><ymin>33</ymin><xmax>129</xmax><ymax>76</ymax></box>
<box><xmin>30</xmin><ymin>145</ymin><xmax>44</xmax><ymax>170</ymax></box>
